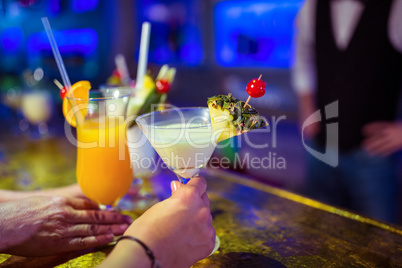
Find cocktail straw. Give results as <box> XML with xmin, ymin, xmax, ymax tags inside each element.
<box><xmin>41</xmin><ymin>17</ymin><xmax>72</xmax><ymax>91</ymax></box>
<box><xmin>135</xmin><ymin>22</ymin><xmax>151</xmax><ymax>92</ymax></box>
<box><xmin>115</xmin><ymin>54</ymin><xmax>130</xmax><ymax>85</ymax></box>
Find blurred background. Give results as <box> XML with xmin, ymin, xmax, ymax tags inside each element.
<box><xmin>1</xmin><ymin>0</ymin><xmax>400</xmax><ymax>222</ymax></box>
<box><xmin>0</xmin><ymin>0</ymin><xmax>304</xmax><ymax>188</ymax></box>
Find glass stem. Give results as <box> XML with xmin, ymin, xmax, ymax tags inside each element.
<box><xmin>176</xmin><ymin>174</ymin><xmax>190</xmax><ymax>185</ymax></box>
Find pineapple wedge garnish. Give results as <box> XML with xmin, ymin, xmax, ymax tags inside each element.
<box><xmin>208</xmin><ymin>93</ymin><xmax>267</xmax><ymax>142</ymax></box>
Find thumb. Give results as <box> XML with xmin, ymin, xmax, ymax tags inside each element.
<box><xmin>170</xmin><ymin>181</ymin><xmax>182</xmax><ymax>194</ymax></box>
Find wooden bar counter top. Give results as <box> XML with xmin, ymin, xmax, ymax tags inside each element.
<box><xmin>0</xmin><ymin>137</ymin><xmax>401</xmax><ymax>267</ymax></box>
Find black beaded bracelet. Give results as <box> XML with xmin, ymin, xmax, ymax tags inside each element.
<box><xmin>116</xmin><ymin>236</ymin><xmax>161</xmax><ymax>268</ymax></box>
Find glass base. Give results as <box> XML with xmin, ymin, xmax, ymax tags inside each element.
<box><xmin>99</xmin><ymin>204</ymin><xmax>118</xmax><ymax>211</ymax></box>
<box><xmin>118</xmin><ymin>191</ymin><xmax>159</xmax><ymax>212</ymax></box>
<box><xmin>117</xmin><ymin>176</ymin><xmax>159</xmax><ymax>213</ymax></box>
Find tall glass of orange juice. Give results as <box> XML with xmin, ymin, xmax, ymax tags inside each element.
<box><xmin>67</xmin><ymin>88</ymin><xmax>132</xmax><ymax>206</ymax></box>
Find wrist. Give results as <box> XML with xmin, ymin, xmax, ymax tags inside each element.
<box><xmin>117</xmin><ymin>236</ymin><xmax>161</xmax><ymax>268</ymax></box>
<box><xmin>100</xmin><ymin>240</ymin><xmax>152</xmax><ymax>268</ymax></box>
<box><xmin>119</xmin><ymin>240</ymin><xmax>152</xmax><ymax>267</ymax></box>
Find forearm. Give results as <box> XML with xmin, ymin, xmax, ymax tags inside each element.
<box><xmin>298</xmin><ymin>93</ymin><xmax>316</xmax><ymax>108</ymax></box>
<box><xmin>298</xmin><ymin>93</ymin><xmax>317</xmax><ymax>120</ymax></box>
<box><xmin>297</xmin><ymin>92</ymin><xmax>320</xmax><ymax>138</ymax></box>
<box><xmin>0</xmin><ymin>184</ymin><xmax>84</xmax><ymax>203</ymax></box>
<box><xmin>0</xmin><ymin>190</ymin><xmax>26</xmax><ymax>203</ymax></box>
<box><xmin>98</xmin><ymin>240</ymin><xmax>152</xmax><ymax>268</ymax></box>
<box><xmin>0</xmin><ymin>189</ymin><xmax>65</xmax><ymax>203</ymax></box>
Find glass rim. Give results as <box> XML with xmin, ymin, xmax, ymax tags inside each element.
<box><xmin>136</xmin><ymin>107</ymin><xmax>229</xmax><ymax>130</ymax></box>
<box><xmin>66</xmin><ymin>89</ymin><xmax>131</xmax><ymax>101</ymax></box>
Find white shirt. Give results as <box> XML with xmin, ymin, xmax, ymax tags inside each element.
<box><xmin>292</xmin><ymin>0</ymin><xmax>402</xmax><ymax>95</ymax></box>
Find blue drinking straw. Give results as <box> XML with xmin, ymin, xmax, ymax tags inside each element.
<box><xmin>41</xmin><ymin>17</ymin><xmax>72</xmax><ymax>92</ymax></box>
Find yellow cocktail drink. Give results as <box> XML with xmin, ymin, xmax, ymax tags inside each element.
<box><xmin>76</xmin><ymin>117</ymin><xmax>132</xmax><ymax>206</ymax></box>
<box><xmin>64</xmin><ymin>83</ymin><xmax>133</xmax><ymax>206</ymax></box>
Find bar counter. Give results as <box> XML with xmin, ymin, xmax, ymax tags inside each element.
<box><xmin>0</xmin><ymin>137</ymin><xmax>401</xmax><ymax>267</ymax></box>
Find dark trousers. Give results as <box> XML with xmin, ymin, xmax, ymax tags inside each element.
<box><xmin>305</xmin><ymin>147</ymin><xmax>398</xmax><ymax>223</ymax></box>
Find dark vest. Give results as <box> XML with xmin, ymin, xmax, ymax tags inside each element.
<box><xmin>315</xmin><ymin>0</ymin><xmax>402</xmax><ymax>151</ymax></box>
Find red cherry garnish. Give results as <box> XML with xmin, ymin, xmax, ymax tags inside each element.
<box><xmin>156</xmin><ymin>79</ymin><xmax>170</xmax><ymax>93</ymax></box>
<box><xmin>112</xmin><ymin>69</ymin><xmax>121</xmax><ymax>79</ymax></box>
<box><xmin>60</xmin><ymin>87</ymin><xmax>67</xmax><ymax>99</ymax></box>
<box><xmin>246</xmin><ymin>78</ymin><xmax>266</xmax><ymax>98</ymax></box>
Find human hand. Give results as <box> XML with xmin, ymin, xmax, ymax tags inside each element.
<box><xmin>0</xmin><ymin>196</ymin><xmax>132</xmax><ymax>257</ymax></box>
<box><xmin>298</xmin><ymin>93</ymin><xmax>320</xmax><ymax>139</ymax></box>
<box><xmin>106</xmin><ymin>176</ymin><xmax>215</xmax><ymax>268</ymax></box>
<box><xmin>362</xmin><ymin>121</ymin><xmax>402</xmax><ymax>156</ymax></box>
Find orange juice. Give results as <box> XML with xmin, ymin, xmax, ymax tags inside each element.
<box><xmin>76</xmin><ymin>116</ymin><xmax>132</xmax><ymax>205</ymax></box>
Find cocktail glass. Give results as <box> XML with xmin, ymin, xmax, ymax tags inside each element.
<box><xmin>136</xmin><ymin>107</ymin><xmax>228</xmax><ymax>254</ymax></box>
<box><xmin>100</xmin><ymin>85</ymin><xmax>159</xmax><ymax>211</ymax></box>
<box><xmin>66</xmin><ymin>88</ymin><xmax>132</xmax><ymax>207</ymax></box>
<box><xmin>21</xmin><ymin>89</ymin><xmax>53</xmax><ymax>138</ymax></box>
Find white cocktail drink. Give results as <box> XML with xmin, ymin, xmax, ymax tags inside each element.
<box><xmin>148</xmin><ymin>123</ymin><xmax>219</xmax><ymax>178</ymax></box>
<box><xmin>137</xmin><ymin>108</ymin><xmax>227</xmax><ymax>181</ymax></box>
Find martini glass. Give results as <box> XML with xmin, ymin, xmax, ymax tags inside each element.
<box><xmin>67</xmin><ymin>88</ymin><xmax>133</xmax><ymax>207</ymax></box>
<box><xmin>136</xmin><ymin>107</ymin><xmax>228</xmax><ymax>254</ymax></box>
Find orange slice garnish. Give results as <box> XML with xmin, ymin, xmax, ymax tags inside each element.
<box><xmin>62</xmin><ymin>81</ymin><xmax>91</xmax><ymax>127</ymax></box>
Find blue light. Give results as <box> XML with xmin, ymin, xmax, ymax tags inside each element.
<box><xmin>138</xmin><ymin>1</ymin><xmax>203</xmax><ymax>66</ymax></box>
<box><xmin>27</xmin><ymin>28</ymin><xmax>98</xmax><ymax>56</ymax></box>
<box><xmin>180</xmin><ymin>42</ymin><xmax>203</xmax><ymax>66</ymax></box>
<box><xmin>48</xmin><ymin>0</ymin><xmax>61</xmax><ymax>14</ymax></box>
<box><xmin>214</xmin><ymin>0</ymin><xmax>303</xmax><ymax>68</ymax></box>
<box><xmin>0</xmin><ymin>27</ymin><xmax>23</xmax><ymax>52</ymax></box>
<box><xmin>72</xmin><ymin>0</ymin><xmax>98</xmax><ymax>13</ymax></box>
<box><xmin>153</xmin><ymin>45</ymin><xmax>172</xmax><ymax>63</ymax></box>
